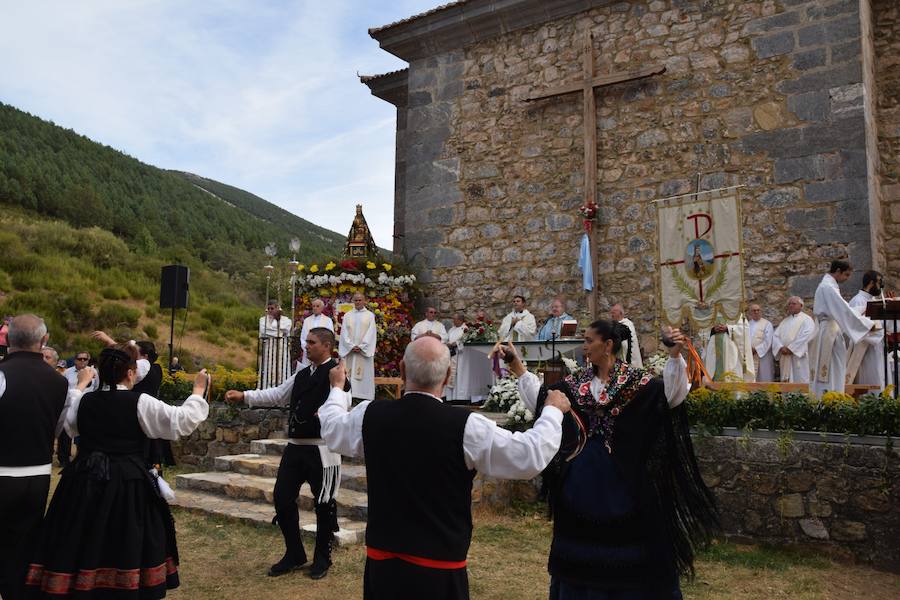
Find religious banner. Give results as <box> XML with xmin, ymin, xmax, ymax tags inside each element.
<box><xmin>656</xmin><ymin>186</ymin><xmax>745</xmax><ymax>329</ymax></box>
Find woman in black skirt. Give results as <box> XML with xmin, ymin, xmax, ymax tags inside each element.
<box><xmin>25</xmin><ymin>343</ymin><xmax>209</xmax><ymax>599</ymax></box>
<box><xmin>505</xmin><ymin>321</ymin><xmax>719</xmax><ymax>599</ymax></box>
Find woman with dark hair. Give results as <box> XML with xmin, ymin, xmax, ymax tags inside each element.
<box><xmin>25</xmin><ymin>343</ymin><xmax>210</xmax><ymax>599</ymax></box>
<box><xmin>502</xmin><ymin>320</ymin><xmax>718</xmax><ymax>599</ymax></box>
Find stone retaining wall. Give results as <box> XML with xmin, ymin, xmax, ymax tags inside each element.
<box><xmin>175</xmin><ymin>409</ymin><xmax>899</xmax><ymax>571</ymax></box>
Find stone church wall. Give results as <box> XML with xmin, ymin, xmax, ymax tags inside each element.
<box><xmin>874</xmin><ymin>0</ymin><xmax>900</xmax><ymax>284</ymax></box>
<box><xmin>399</xmin><ymin>0</ymin><xmax>877</xmax><ymax>346</ymax></box>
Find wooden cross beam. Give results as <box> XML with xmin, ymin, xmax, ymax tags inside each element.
<box><xmin>526</xmin><ymin>31</ymin><xmax>665</xmax><ymax>317</ymax></box>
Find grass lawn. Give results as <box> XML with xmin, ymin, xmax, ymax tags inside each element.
<box><xmin>165</xmin><ymin>503</ymin><xmax>900</xmax><ymax>600</ymax></box>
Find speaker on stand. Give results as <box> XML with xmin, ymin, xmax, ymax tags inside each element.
<box><xmin>160</xmin><ymin>265</ymin><xmax>189</xmax><ymax>371</ymax></box>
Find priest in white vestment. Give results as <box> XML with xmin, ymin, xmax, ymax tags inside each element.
<box><xmin>748</xmin><ymin>304</ymin><xmax>775</xmax><ymax>382</ymax></box>
<box><xmin>410</xmin><ymin>306</ymin><xmax>448</xmax><ymax>343</ymax></box>
<box><xmin>298</xmin><ymin>299</ymin><xmax>335</xmax><ymax>369</ymax></box>
<box><xmin>847</xmin><ymin>270</ymin><xmax>887</xmax><ymax>389</ymax></box>
<box><xmin>609</xmin><ymin>303</ymin><xmax>642</xmax><ymax>368</ymax></box>
<box><xmin>537</xmin><ymin>298</ymin><xmax>574</xmax><ymax>341</ymax></box>
<box><xmin>772</xmin><ymin>296</ymin><xmax>817</xmax><ymax>383</ymax></box>
<box><xmin>339</xmin><ymin>292</ymin><xmax>377</xmax><ymax>400</ymax></box>
<box><xmin>444</xmin><ymin>313</ymin><xmax>468</xmax><ymax>400</ymax></box>
<box><xmin>497</xmin><ymin>295</ymin><xmax>537</xmax><ymax>342</ymax></box>
<box><xmin>259</xmin><ymin>300</ymin><xmax>293</xmax><ymax>388</ymax></box>
<box><xmin>702</xmin><ymin>324</ymin><xmax>744</xmax><ymax>381</ymax></box>
<box><xmin>811</xmin><ymin>261</ymin><xmax>875</xmax><ymax>398</ymax></box>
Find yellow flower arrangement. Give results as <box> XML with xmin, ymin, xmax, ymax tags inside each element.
<box><xmin>297</xmin><ymin>264</ymin><xmax>306</xmax><ymax>271</ymax></box>
<box><xmin>325</xmin><ymin>261</ymin><xmax>336</xmax><ymax>271</ymax></box>
<box><xmin>821</xmin><ymin>391</ymin><xmax>856</xmax><ymax>407</ymax></box>
<box><xmin>366</xmin><ymin>261</ymin><xmax>377</xmax><ymax>270</ymax></box>
<box><xmin>382</xmin><ymin>263</ymin><xmax>392</xmax><ymax>271</ymax></box>
<box><xmin>310</xmin><ymin>264</ymin><xmax>319</xmax><ymax>273</ymax></box>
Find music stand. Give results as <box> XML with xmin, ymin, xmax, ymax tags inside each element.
<box><xmin>865</xmin><ymin>299</ymin><xmax>900</xmax><ymax>399</ymax></box>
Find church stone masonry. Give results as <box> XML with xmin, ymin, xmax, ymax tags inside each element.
<box><xmin>362</xmin><ymin>0</ymin><xmax>895</xmax><ymax>349</ymax></box>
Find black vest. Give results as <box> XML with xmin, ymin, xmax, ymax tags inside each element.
<box><xmin>133</xmin><ymin>363</ymin><xmax>163</xmax><ymax>397</ymax></box>
<box><xmin>0</xmin><ymin>351</ymin><xmax>68</xmax><ymax>467</ymax></box>
<box><xmin>77</xmin><ymin>389</ymin><xmax>146</xmax><ymax>456</ymax></box>
<box><xmin>288</xmin><ymin>358</ymin><xmax>342</xmax><ymax>439</ymax></box>
<box><xmin>362</xmin><ymin>393</ymin><xmax>475</xmax><ymax>562</ymax></box>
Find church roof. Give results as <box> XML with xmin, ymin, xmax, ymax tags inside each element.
<box><xmin>367</xmin><ymin>0</ymin><xmax>611</xmax><ymax>61</ymax></box>
<box><xmin>369</xmin><ymin>1</ymin><xmax>471</xmax><ymax>35</ymax></box>
<box><xmin>359</xmin><ymin>68</ymin><xmax>409</xmax><ymax>106</ymax></box>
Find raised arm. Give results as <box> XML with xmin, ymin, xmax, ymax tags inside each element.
<box><xmin>137</xmin><ymin>370</ymin><xmax>210</xmax><ymax>439</ymax></box>
<box><xmin>318</xmin><ymin>360</ymin><xmax>367</xmax><ymax>457</ymax></box>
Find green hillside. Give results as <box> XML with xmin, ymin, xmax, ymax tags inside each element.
<box><xmin>0</xmin><ymin>102</ymin><xmax>350</xmax><ymax>367</ymax></box>
<box><xmin>0</xmin><ymin>102</ymin><xmax>344</xmax><ymax>274</ymax></box>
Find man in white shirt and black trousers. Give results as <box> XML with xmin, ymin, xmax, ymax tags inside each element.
<box><xmin>0</xmin><ymin>314</ymin><xmax>69</xmax><ymax>600</ymax></box>
<box><xmin>319</xmin><ymin>335</ymin><xmax>571</xmax><ymax>600</ymax></box>
<box><xmin>225</xmin><ymin>327</ymin><xmax>350</xmax><ymax>580</ymax></box>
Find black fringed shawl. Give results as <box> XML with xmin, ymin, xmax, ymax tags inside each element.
<box><xmin>538</xmin><ymin>361</ymin><xmax>719</xmax><ymax>588</ymax></box>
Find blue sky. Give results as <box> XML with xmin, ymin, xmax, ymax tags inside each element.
<box><xmin>0</xmin><ymin>1</ymin><xmax>441</xmax><ymax>247</ymax></box>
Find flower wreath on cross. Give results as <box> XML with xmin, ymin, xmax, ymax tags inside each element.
<box><xmin>578</xmin><ymin>201</ymin><xmax>597</xmax><ymax>232</ymax></box>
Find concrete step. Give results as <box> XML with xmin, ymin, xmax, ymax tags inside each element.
<box><xmin>213</xmin><ymin>454</ymin><xmax>368</xmax><ymax>493</ymax></box>
<box><xmin>175</xmin><ymin>471</ymin><xmax>368</xmax><ymax>520</ymax></box>
<box><xmin>169</xmin><ymin>489</ymin><xmax>365</xmax><ymax>546</ymax></box>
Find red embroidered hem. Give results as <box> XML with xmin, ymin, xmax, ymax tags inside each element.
<box><xmin>25</xmin><ymin>558</ymin><xmax>177</xmax><ymax>594</ymax></box>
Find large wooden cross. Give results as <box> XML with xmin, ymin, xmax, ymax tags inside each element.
<box><xmin>526</xmin><ymin>31</ymin><xmax>665</xmax><ymax>317</ymax></box>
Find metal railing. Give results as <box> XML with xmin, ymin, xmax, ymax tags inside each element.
<box><xmin>256</xmin><ymin>335</ymin><xmax>302</xmax><ymax>389</ymax></box>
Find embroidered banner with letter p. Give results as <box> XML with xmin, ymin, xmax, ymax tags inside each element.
<box><xmin>656</xmin><ymin>187</ymin><xmax>745</xmax><ymax>330</ymax></box>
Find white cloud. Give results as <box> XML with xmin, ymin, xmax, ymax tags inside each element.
<box><xmin>0</xmin><ymin>0</ymin><xmax>441</xmax><ymax>247</ymax></box>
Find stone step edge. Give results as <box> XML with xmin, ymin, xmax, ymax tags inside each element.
<box><xmin>170</xmin><ymin>489</ymin><xmax>366</xmax><ymax>547</ymax></box>
<box><xmin>249</xmin><ymin>439</ymin><xmax>364</xmax><ymax>465</ymax></box>
<box><xmin>212</xmin><ymin>454</ymin><xmax>368</xmax><ymax>492</ymax></box>
<box><xmin>175</xmin><ymin>472</ymin><xmax>369</xmax><ymax>516</ymax></box>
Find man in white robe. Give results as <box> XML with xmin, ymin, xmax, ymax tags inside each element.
<box><xmin>339</xmin><ymin>292</ymin><xmax>377</xmax><ymax>400</ymax></box>
<box><xmin>299</xmin><ymin>299</ymin><xmax>335</xmax><ymax>369</ymax></box>
<box><xmin>609</xmin><ymin>303</ymin><xmax>642</xmax><ymax>368</ymax></box>
<box><xmin>748</xmin><ymin>304</ymin><xmax>775</xmax><ymax>382</ymax></box>
<box><xmin>497</xmin><ymin>295</ymin><xmax>537</xmax><ymax>342</ymax></box>
<box><xmin>444</xmin><ymin>313</ymin><xmax>467</xmax><ymax>400</ymax></box>
<box><xmin>811</xmin><ymin>261</ymin><xmax>875</xmax><ymax>398</ymax></box>
<box><xmin>410</xmin><ymin>306</ymin><xmax>448</xmax><ymax>343</ymax></box>
<box><xmin>259</xmin><ymin>300</ymin><xmax>293</xmax><ymax>388</ymax></box>
<box><xmin>702</xmin><ymin>324</ymin><xmax>743</xmax><ymax>381</ymax></box>
<box><xmin>847</xmin><ymin>270</ymin><xmax>886</xmax><ymax>389</ymax></box>
<box><xmin>772</xmin><ymin>296</ymin><xmax>817</xmax><ymax>383</ymax></box>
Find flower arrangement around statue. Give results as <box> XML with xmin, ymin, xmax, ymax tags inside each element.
<box><xmin>462</xmin><ymin>315</ymin><xmax>498</xmax><ymax>343</ymax></box>
<box><xmin>294</xmin><ymin>259</ymin><xmax>419</xmax><ymax>377</ymax></box>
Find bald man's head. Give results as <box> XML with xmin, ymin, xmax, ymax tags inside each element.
<box><xmin>8</xmin><ymin>314</ymin><xmax>48</xmax><ymax>352</ymax></box>
<box><xmin>610</xmin><ymin>304</ymin><xmax>625</xmax><ymax>322</ymax></box>
<box><xmin>402</xmin><ymin>336</ymin><xmax>451</xmax><ymax>392</ymax></box>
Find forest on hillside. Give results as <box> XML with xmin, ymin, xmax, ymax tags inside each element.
<box><xmin>0</xmin><ymin>103</ymin><xmax>343</xmax><ymax>276</ymax></box>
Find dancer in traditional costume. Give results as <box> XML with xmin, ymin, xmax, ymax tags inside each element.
<box><xmin>320</xmin><ymin>336</ymin><xmax>570</xmax><ymax>600</ymax></box>
<box><xmin>24</xmin><ymin>344</ymin><xmax>209</xmax><ymax>599</ymax></box>
<box><xmin>512</xmin><ymin>320</ymin><xmax>718</xmax><ymax>599</ymax></box>
<box><xmin>226</xmin><ymin>328</ymin><xmax>350</xmax><ymax>579</ymax></box>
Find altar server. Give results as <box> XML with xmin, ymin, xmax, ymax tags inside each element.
<box><xmin>847</xmin><ymin>270</ymin><xmax>887</xmax><ymax>389</ymax></box>
<box><xmin>748</xmin><ymin>304</ymin><xmax>775</xmax><ymax>382</ymax></box>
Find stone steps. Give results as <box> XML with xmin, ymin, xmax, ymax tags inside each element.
<box><xmin>171</xmin><ymin>439</ymin><xmax>369</xmax><ymax>547</ymax></box>
<box><xmin>176</xmin><ymin>471</ymin><xmax>369</xmax><ymax>521</ymax></box>
<box><xmin>169</xmin><ymin>490</ymin><xmax>366</xmax><ymax>546</ymax></box>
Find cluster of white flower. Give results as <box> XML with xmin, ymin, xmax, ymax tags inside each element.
<box><xmin>561</xmin><ymin>356</ymin><xmax>583</xmax><ymax>377</ymax></box>
<box><xmin>376</xmin><ymin>271</ymin><xmax>416</xmax><ymax>287</ymax></box>
<box><xmin>484</xmin><ymin>377</ymin><xmax>520</xmax><ymax>413</ymax></box>
<box><xmin>644</xmin><ymin>351</ymin><xmax>669</xmax><ymax>376</ymax></box>
<box><xmin>506</xmin><ymin>399</ymin><xmax>534</xmax><ymax>424</ymax></box>
<box><xmin>301</xmin><ymin>271</ymin><xmax>417</xmax><ymax>290</ymax></box>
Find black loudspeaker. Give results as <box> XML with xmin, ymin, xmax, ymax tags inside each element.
<box><xmin>160</xmin><ymin>265</ymin><xmax>189</xmax><ymax>309</ymax></box>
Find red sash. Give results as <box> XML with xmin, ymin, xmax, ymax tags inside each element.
<box><xmin>366</xmin><ymin>547</ymin><xmax>467</xmax><ymax>570</ymax></box>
